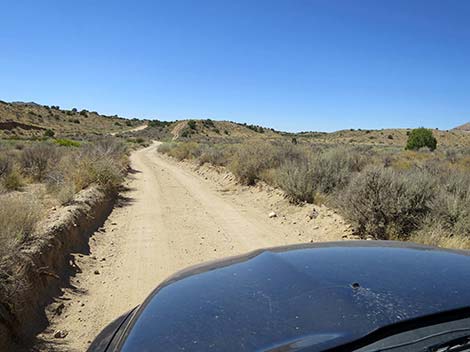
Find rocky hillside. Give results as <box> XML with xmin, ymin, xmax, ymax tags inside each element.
<box><xmin>0</xmin><ymin>100</ymin><xmax>144</xmax><ymax>139</ymax></box>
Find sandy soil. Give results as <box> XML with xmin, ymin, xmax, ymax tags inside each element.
<box><xmin>37</xmin><ymin>142</ymin><xmax>350</xmax><ymax>351</ymax></box>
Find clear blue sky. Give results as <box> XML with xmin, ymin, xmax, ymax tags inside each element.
<box><xmin>1</xmin><ymin>0</ymin><xmax>469</xmax><ymax>132</ymax></box>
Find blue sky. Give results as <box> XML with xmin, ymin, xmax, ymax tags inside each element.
<box><xmin>1</xmin><ymin>0</ymin><xmax>469</xmax><ymax>132</ymax></box>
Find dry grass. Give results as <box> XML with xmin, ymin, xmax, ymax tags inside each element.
<box><xmin>0</xmin><ymin>137</ymin><xmax>128</xmax><ymax>259</ymax></box>
<box><xmin>0</xmin><ymin>195</ymin><xmax>43</xmax><ymax>257</ymax></box>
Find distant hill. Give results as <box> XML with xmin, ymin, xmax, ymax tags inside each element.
<box><xmin>287</xmin><ymin>127</ymin><xmax>470</xmax><ymax>148</ymax></box>
<box><xmin>453</xmin><ymin>122</ymin><xmax>470</xmax><ymax>132</ymax></box>
<box><xmin>169</xmin><ymin>119</ymin><xmax>280</xmax><ymax>142</ymax></box>
<box><xmin>0</xmin><ymin>100</ymin><xmax>145</xmax><ymax>139</ymax></box>
<box><xmin>2</xmin><ymin>99</ymin><xmax>470</xmax><ymax>149</ymax></box>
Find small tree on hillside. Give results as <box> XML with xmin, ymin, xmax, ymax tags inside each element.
<box><xmin>405</xmin><ymin>128</ymin><xmax>437</xmax><ymax>151</ymax></box>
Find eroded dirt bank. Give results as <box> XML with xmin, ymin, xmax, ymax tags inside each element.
<box><xmin>37</xmin><ymin>142</ymin><xmax>349</xmax><ymax>351</ymax></box>
<box><xmin>0</xmin><ymin>187</ymin><xmax>115</xmax><ymax>352</ymax></box>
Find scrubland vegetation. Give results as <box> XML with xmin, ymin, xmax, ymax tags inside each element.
<box><xmin>158</xmin><ymin>133</ymin><xmax>470</xmax><ymax>249</ymax></box>
<box><xmin>0</xmin><ymin>137</ymin><xmax>128</xmax><ymax>257</ymax></box>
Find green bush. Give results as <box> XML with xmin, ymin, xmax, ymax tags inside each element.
<box><xmin>202</xmin><ymin>119</ymin><xmax>215</xmax><ymax>128</ymax></box>
<box><xmin>44</xmin><ymin>129</ymin><xmax>55</xmax><ymax>138</ymax></box>
<box><xmin>405</xmin><ymin>128</ymin><xmax>437</xmax><ymax>151</ymax></box>
<box><xmin>149</xmin><ymin>120</ymin><xmax>170</xmax><ymax>128</ymax></box>
<box><xmin>54</xmin><ymin>139</ymin><xmax>81</xmax><ymax>147</ymax></box>
<box><xmin>187</xmin><ymin>120</ymin><xmax>197</xmax><ymax>130</ymax></box>
<box><xmin>339</xmin><ymin>166</ymin><xmax>434</xmax><ymax>240</ymax></box>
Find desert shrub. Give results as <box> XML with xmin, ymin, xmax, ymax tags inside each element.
<box><xmin>20</xmin><ymin>143</ymin><xmax>59</xmax><ymax>181</ymax></box>
<box><xmin>198</xmin><ymin>145</ymin><xmax>228</xmax><ymax>166</ymax></box>
<box><xmin>44</xmin><ymin>129</ymin><xmax>55</xmax><ymax>138</ymax></box>
<box><xmin>149</xmin><ymin>120</ymin><xmax>170</xmax><ymax>128</ymax></box>
<box><xmin>339</xmin><ymin>166</ymin><xmax>434</xmax><ymax>240</ymax></box>
<box><xmin>202</xmin><ymin>119</ymin><xmax>215</xmax><ymax>128</ymax></box>
<box><xmin>406</xmin><ymin>128</ymin><xmax>437</xmax><ymax>151</ymax></box>
<box><xmin>276</xmin><ymin>158</ymin><xmax>315</xmax><ymax>203</ymax></box>
<box><xmin>78</xmin><ymin>158</ymin><xmax>124</xmax><ymax>191</ymax></box>
<box><xmin>45</xmin><ymin>165</ymin><xmax>76</xmax><ymax>205</ymax></box>
<box><xmin>410</xmin><ymin>221</ymin><xmax>470</xmax><ymax>249</ymax></box>
<box><xmin>0</xmin><ymin>195</ymin><xmax>42</xmax><ymax>256</ymax></box>
<box><xmin>72</xmin><ymin>138</ymin><xmax>127</xmax><ymax>191</ymax></box>
<box><xmin>276</xmin><ymin>147</ymin><xmax>366</xmax><ymax>203</ymax></box>
<box><xmin>168</xmin><ymin>142</ymin><xmax>202</xmax><ymax>161</ymax></box>
<box><xmin>126</xmin><ymin>120</ymin><xmax>132</xmax><ymax>127</ymax></box>
<box><xmin>71</xmin><ymin>118</ymin><xmax>80</xmax><ymax>124</ymax></box>
<box><xmin>54</xmin><ymin>138</ymin><xmax>81</xmax><ymax>147</ymax></box>
<box><xmin>430</xmin><ymin>172</ymin><xmax>470</xmax><ymax>235</ymax></box>
<box><xmin>50</xmin><ymin>181</ymin><xmax>76</xmax><ymax>205</ymax></box>
<box><xmin>157</xmin><ymin>142</ymin><xmax>175</xmax><ymax>154</ymax></box>
<box><xmin>71</xmin><ymin>155</ymin><xmax>124</xmax><ymax>191</ymax></box>
<box><xmin>82</xmin><ymin>137</ymin><xmax>127</xmax><ymax>161</ymax></box>
<box><xmin>36</xmin><ymin>138</ymin><xmax>129</xmax><ymax>193</ymax></box>
<box><xmin>1</xmin><ymin>170</ymin><xmax>23</xmax><ymax>191</ymax></box>
<box><xmin>187</xmin><ymin>120</ymin><xmax>197</xmax><ymax>130</ymax></box>
<box><xmin>229</xmin><ymin>142</ymin><xmax>282</xmax><ymax>185</ymax></box>
<box><xmin>0</xmin><ymin>155</ymin><xmax>12</xmax><ymax>178</ymax></box>
<box><xmin>309</xmin><ymin>147</ymin><xmax>366</xmax><ymax>194</ymax></box>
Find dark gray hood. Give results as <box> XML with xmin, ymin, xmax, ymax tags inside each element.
<box><xmin>118</xmin><ymin>241</ymin><xmax>470</xmax><ymax>351</ymax></box>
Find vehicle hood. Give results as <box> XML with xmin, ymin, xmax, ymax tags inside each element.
<box><xmin>119</xmin><ymin>241</ymin><xmax>470</xmax><ymax>351</ymax></box>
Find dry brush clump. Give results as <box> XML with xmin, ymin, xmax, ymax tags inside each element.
<box><xmin>71</xmin><ymin>137</ymin><xmax>128</xmax><ymax>191</ymax></box>
<box><xmin>0</xmin><ymin>195</ymin><xmax>42</xmax><ymax>257</ymax></box>
<box><xmin>0</xmin><ymin>137</ymin><xmax>128</xmax><ymax>260</ymax></box>
<box><xmin>338</xmin><ymin>166</ymin><xmax>435</xmax><ymax>240</ymax></box>
<box><xmin>20</xmin><ymin>143</ymin><xmax>59</xmax><ymax>181</ymax></box>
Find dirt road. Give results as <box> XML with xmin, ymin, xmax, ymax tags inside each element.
<box><xmin>39</xmin><ymin>142</ymin><xmax>348</xmax><ymax>351</ymax></box>
<box><xmin>110</xmin><ymin>123</ymin><xmax>148</xmax><ymax>136</ymax></box>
